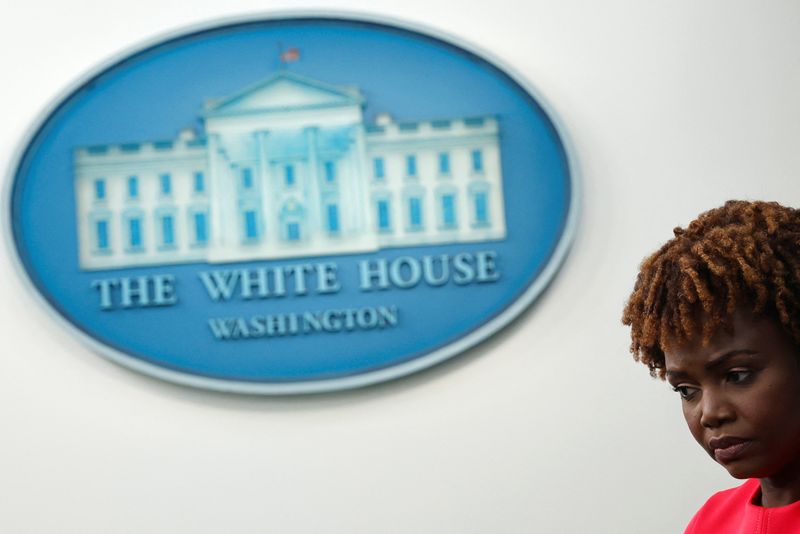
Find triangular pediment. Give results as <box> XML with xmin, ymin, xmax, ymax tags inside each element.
<box><xmin>205</xmin><ymin>72</ymin><xmax>363</xmax><ymax>117</ymax></box>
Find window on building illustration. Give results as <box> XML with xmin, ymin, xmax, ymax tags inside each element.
<box><xmin>244</xmin><ymin>210</ymin><xmax>259</xmax><ymax>240</ymax></box>
<box><xmin>406</xmin><ymin>155</ymin><xmax>417</xmax><ymax>177</ymax></box>
<box><xmin>474</xmin><ymin>191</ymin><xmax>489</xmax><ymax>225</ymax></box>
<box><xmin>96</xmin><ymin>220</ymin><xmax>109</xmax><ymax>251</ymax></box>
<box><xmin>286</xmin><ymin>222</ymin><xmax>300</xmax><ymax>241</ymax></box>
<box><xmin>94</xmin><ymin>179</ymin><xmax>106</xmax><ymax>201</ymax></box>
<box><xmin>128</xmin><ymin>217</ymin><xmax>143</xmax><ymax>249</ymax></box>
<box><xmin>161</xmin><ymin>214</ymin><xmax>175</xmax><ymax>247</ymax></box>
<box><xmin>159</xmin><ymin>173</ymin><xmax>172</xmax><ymax>195</ymax></box>
<box><xmin>408</xmin><ymin>197</ymin><xmax>423</xmax><ymax>229</ymax></box>
<box><xmin>285</xmin><ymin>165</ymin><xmax>295</xmax><ymax>187</ymax></box>
<box><xmin>373</xmin><ymin>158</ymin><xmax>385</xmax><ymax>180</ymax></box>
<box><xmin>438</xmin><ymin>153</ymin><xmax>450</xmax><ymax>175</ymax></box>
<box><xmin>471</xmin><ymin>149</ymin><xmax>484</xmax><ymax>173</ymax></box>
<box><xmin>194</xmin><ymin>171</ymin><xmax>205</xmax><ymax>193</ymax></box>
<box><xmin>377</xmin><ymin>199</ymin><xmax>391</xmax><ymax>231</ymax></box>
<box><xmin>441</xmin><ymin>194</ymin><xmax>457</xmax><ymax>228</ymax></box>
<box><xmin>324</xmin><ymin>161</ymin><xmax>336</xmax><ymax>183</ymax></box>
<box><xmin>127</xmin><ymin>176</ymin><xmax>138</xmax><ymax>199</ymax></box>
<box><xmin>242</xmin><ymin>168</ymin><xmax>254</xmax><ymax>190</ymax></box>
<box><xmin>194</xmin><ymin>212</ymin><xmax>208</xmax><ymax>244</ymax></box>
<box><xmin>326</xmin><ymin>204</ymin><xmax>340</xmax><ymax>233</ymax></box>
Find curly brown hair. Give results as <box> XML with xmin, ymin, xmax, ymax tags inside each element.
<box><xmin>622</xmin><ymin>200</ymin><xmax>800</xmax><ymax>378</ymax></box>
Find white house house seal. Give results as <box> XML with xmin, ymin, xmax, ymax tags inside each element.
<box><xmin>5</xmin><ymin>14</ymin><xmax>578</xmax><ymax>394</ymax></box>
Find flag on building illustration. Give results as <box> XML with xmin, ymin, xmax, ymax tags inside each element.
<box><xmin>279</xmin><ymin>47</ymin><xmax>301</xmax><ymax>64</ymax></box>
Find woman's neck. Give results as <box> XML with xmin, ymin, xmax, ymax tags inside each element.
<box><xmin>760</xmin><ymin>458</ymin><xmax>800</xmax><ymax>507</ymax></box>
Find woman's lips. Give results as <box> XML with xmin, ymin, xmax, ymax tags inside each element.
<box><xmin>709</xmin><ymin>437</ymin><xmax>753</xmax><ymax>463</ymax></box>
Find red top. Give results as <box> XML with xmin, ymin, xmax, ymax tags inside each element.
<box><xmin>685</xmin><ymin>479</ymin><xmax>800</xmax><ymax>533</ymax></box>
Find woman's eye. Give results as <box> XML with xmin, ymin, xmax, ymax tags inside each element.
<box><xmin>672</xmin><ymin>385</ymin><xmax>696</xmax><ymax>400</ymax></box>
<box><xmin>727</xmin><ymin>370</ymin><xmax>752</xmax><ymax>384</ymax></box>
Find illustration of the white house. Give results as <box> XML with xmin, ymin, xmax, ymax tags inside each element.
<box><xmin>74</xmin><ymin>71</ymin><xmax>506</xmax><ymax>270</ymax></box>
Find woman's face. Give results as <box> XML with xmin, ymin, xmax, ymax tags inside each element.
<box><xmin>664</xmin><ymin>312</ymin><xmax>800</xmax><ymax>480</ymax></box>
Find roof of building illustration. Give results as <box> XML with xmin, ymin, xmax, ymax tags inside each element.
<box><xmin>203</xmin><ymin>71</ymin><xmax>364</xmax><ymax>117</ymax></box>
<box><xmin>73</xmin><ymin>70</ymin><xmax>499</xmax><ymax>162</ymax></box>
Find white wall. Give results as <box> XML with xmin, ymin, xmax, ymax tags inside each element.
<box><xmin>1</xmin><ymin>1</ymin><xmax>798</xmax><ymax>532</ymax></box>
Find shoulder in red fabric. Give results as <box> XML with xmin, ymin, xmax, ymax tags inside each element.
<box><xmin>685</xmin><ymin>479</ymin><xmax>800</xmax><ymax>533</ymax></box>
<box><xmin>684</xmin><ymin>480</ymin><xmax>759</xmax><ymax>534</ymax></box>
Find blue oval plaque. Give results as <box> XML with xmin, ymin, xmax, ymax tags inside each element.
<box><xmin>5</xmin><ymin>14</ymin><xmax>578</xmax><ymax>393</ymax></box>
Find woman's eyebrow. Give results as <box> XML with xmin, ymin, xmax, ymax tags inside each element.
<box><xmin>665</xmin><ymin>369</ymin><xmax>688</xmax><ymax>381</ymax></box>
<box><xmin>665</xmin><ymin>350</ymin><xmax>759</xmax><ymax>380</ymax></box>
<box><xmin>705</xmin><ymin>349</ymin><xmax>758</xmax><ymax>371</ymax></box>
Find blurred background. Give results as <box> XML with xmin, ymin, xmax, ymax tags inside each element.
<box><xmin>1</xmin><ymin>1</ymin><xmax>798</xmax><ymax>532</ymax></box>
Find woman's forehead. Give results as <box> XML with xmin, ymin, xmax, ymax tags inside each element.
<box><xmin>664</xmin><ymin>314</ymin><xmax>797</xmax><ymax>372</ymax></box>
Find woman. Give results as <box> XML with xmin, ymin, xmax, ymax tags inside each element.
<box><xmin>622</xmin><ymin>200</ymin><xmax>800</xmax><ymax>532</ymax></box>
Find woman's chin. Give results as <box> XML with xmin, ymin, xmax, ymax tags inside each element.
<box><xmin>719</xmin><ymin>460</ymin><xmax>758</xmax><ymax>480</ymax></box>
